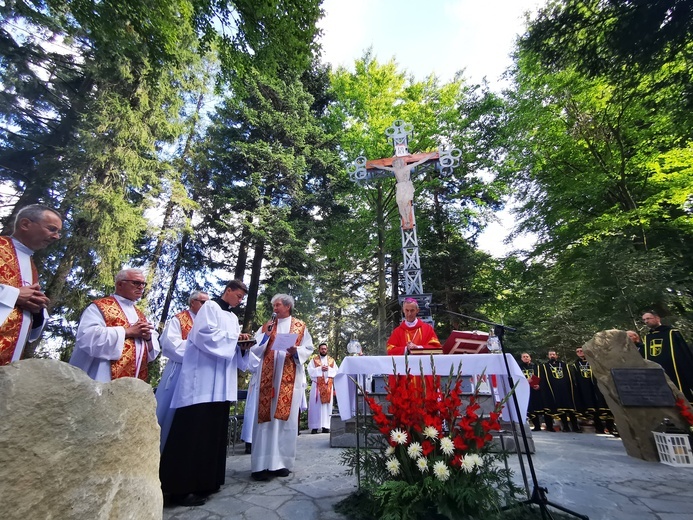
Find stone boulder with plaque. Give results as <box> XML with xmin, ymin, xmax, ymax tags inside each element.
<box><xmin>582</xmin><ymin>329</ymin><xmax>693</xmax><ymax>461</ymax></box>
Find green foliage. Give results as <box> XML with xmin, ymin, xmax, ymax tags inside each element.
<box><xmin>0</xmin><ymin>0</ymin><xmax>327</xmax><ymax>358</ymax></box>
<box><xmin>479</xmin><ymin>0</ymin><xmax>693</xmax><ymax>355</ymax></box>
<box><xmin>327</xmin><ymin>52</ymin><xmax>507</xmax><ymax>349</ymax></box>
<box><xmin>524</xmin><ymin>0</ymin><xmax>693</xmax><ymax>78</ymax></box>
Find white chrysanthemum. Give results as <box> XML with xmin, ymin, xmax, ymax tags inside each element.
<box><xmin>385</xmin><ymin>457</ymin><xmax>401</xmax><ymax>476</ymax></box>
<box><xmin>439</xmin><ymin>436</ymin><xmax>454</xmax><ymax>456</ymax></box>
<box><xmin>385</xmin><ymin>445</ymin><xmax>395</xmax><ymax>457</ymax></box>
<box><xmin>416</xmin><ymin>457</ymin><xmax>429</xmax><ymax>473</ymax></box>
<box><xmin>461</xmin><ymin>455</ymin><xmax>476</xmax><ymax>473</ymax></box>
<box><xmin>433</xmin><ymin>460</ymin><xmax>450</xmax><ymax>481</ymax></box>
<box><xmin>407</xmin><ymin>442</ymin><xmax>423</xmax><ymax>459</ymax></box>
<box><xmin>466</xmin><ymin>453</ymin><xmax>483</xmax><ymax>467</ymax></box>
<box><xmin>390</xmin><ymin>428</ymin><xmax>408</xmax><ymax>445</ymax></box>
<box><xmin>423</xmin><ymin>425</ymin><xmax>439</xmax><ymax>440</ymax></box>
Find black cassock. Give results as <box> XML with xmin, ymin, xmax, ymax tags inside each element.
<box><xmin>539</xmin><ymin>360</ymin><xmax>578</xmax><ymax>416</ymax></box>
<box><xmin>519</xmin><ymin>361</ymin><xmax>543</xmax><ymax>426</ymax></box>
<box><xmin>642</xmin><ymin>325</ymin><xmax>693</xmax><ymax>403</ymax></box>
<box><xmin>571</xmin><ymin>358</ymin><xmax>611</xmax><ymax>421</ymax></box>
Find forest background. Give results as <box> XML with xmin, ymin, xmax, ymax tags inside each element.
<box><xmin>1</xmin><ymin>0</ymin><xmax>691</xmax><ymax>383</ymax></box>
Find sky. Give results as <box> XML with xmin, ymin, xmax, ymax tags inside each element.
<box><xmin>318</xmin><ymin>0</ymin><xmax>543</xmax><ymax>256</ymax></box>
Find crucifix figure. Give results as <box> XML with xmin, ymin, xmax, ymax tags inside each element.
<box><xmin>370</xmin><ymin>153</ymin><xmax>437</xmax><ymax>229</ymax></box>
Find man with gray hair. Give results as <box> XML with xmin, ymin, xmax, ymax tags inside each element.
<box><xmin>0</xmin><ymin>204</ymin><xmax>62</xmax><ymax>365</ymax></box>
<box><xmin>155</xmin><ymin>290</ymin><xmax>209</xmax><ymax>451</ymax></box>
<box><xmin>70</xmin><ymin>268</ymin><xmax>160</xmax><ymax>382</ymax></box>
<box><xmin>248</xmin><ymin>293</ymin><xmax>314</xmax><ymax>481</ymax></box>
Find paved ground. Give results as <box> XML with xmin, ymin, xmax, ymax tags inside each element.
<box><xmin>163</xmin><ymin>430</ymin><xmax>693</xmax><ymax>520</ymax></box>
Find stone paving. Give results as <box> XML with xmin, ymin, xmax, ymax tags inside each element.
<box><xmin>163</xmin><ymin>429</ymin><xmax>693</xmax><ymax>520</ymax></box>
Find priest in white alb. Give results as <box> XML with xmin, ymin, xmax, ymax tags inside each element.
<box><xmin>307</xmin><ymin>342</ymin><xmax>337</xmax><ymax>434</ymax></box>
<box><xmin>248</xmin><ymin>293</ymin><xmax>313</xmax><ymax>481</ymax></box>
<box><xmin>159</xmin><ymin>279</ymin><xmax>250</xmax><ymax>507</ymax></box>
<box><xmin>0</xmin><ymin>205</ymin><xmax>62</xmax><ymax>365</ymax></box>
<box><xmin>155</xmin><ymin>290</ymin><xmax>209</xmax><ymax>451</ymax></box>
<box><xmin>69</xmin><ymin>268</ymin><xmax>160</xmax><ymax>382</ymax></box>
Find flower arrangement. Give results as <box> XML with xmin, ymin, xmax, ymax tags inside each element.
<box><xmin>339</xmin><ymin>357</ymin><xmax>520</xmax><ymax>520</ymax></box>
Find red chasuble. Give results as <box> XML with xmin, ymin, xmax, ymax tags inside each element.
<box><xmin>93</xmin><ymin>296</ymin><xmax>149</xmax><ymax>381</ymax></box>
<box><xmin>386</xmin><ymin>319</ymin><xmax>441</xmax><ymax>355</ymax></box>
<box><xmin>0</xmin><ymin>236</ymin><xmax>38</xmax><ymax>365</ymax></box>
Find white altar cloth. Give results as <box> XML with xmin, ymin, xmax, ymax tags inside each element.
<box><xmin>334</xmin><ymin>354</ymin><xmax>529</xmax><ymax>423</ymax></box>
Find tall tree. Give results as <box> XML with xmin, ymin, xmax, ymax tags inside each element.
<box><xmin>482</xmin><ymin>0</ymin><xmax>693</xmax><ymax>354</ymax></box>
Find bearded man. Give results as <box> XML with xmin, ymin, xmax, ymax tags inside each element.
<box><xmin>642</xmin><ymin>311</ymin><xmax>693</xmax><ymax>403</ymax></box>
<box><xmin>307</xmin><ymin>342</ymin><xmax>337</xmax><ymax>434</ymax></box>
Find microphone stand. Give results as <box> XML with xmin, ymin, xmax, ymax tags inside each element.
<box><xmin>432</xmin><ymin>307</ymin><xmax>589</xmax><ymax>520</ymax></box>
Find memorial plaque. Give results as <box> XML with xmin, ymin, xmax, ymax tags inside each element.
<box><xmin>611</xmin><ymin>368</ymin><xmax>676</xmax><ymax>407</ymax></box>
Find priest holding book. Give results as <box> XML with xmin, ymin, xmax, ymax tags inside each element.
<box><xmin>386</xmin><ymin>298</ymin><xmax>441</xmax><ymax>355</ymax></box>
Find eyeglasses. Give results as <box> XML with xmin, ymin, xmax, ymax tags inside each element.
<box><xmin>122</xmin><ymin>280</ymin><xmax>147</xmax><ymax>288</ymax></box>
<box><xmin>193</xmin><ymin>298</ymin><xmax>208</xmax><ymax>303</ymax></box>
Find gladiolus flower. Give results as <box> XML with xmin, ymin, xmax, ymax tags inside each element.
<box><xmin>390</xmin><ymin>428</ymin><xmax>408</xmax><ymax>445</ymax></box>
<box><xmin>422</xmin><ymin>440</ymin><xmax>434</xmax><ymax>456</ymax></box>
<box><xmin>407</xmin><ymin>442</ymin><xmax>423</xmax><ymax>459</ymax></box>
<box><xmin>453</xmin><ymin>435</ymin><xmax>468</xmax><ymax>451</ymax></box>
<box><xmin>433</xmin><ymin>460</ymin><xmax>450</xmax><ymax>481</ymax></box>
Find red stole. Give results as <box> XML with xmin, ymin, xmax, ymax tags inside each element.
<box><xmin>175</xmin><ymin>310</ymin><xmax>193</xmax><ymax>340</ymax></box>
<box><xmin>258</xmin><ymin>317</ymin><xmax>306</xmax><ymax>423</ymax></box>
<box><xmin>93</xmin><ymin>296</ymin><xmax>149</xmax><ymax>381</ymax></box>
<box><xmin>0</xmin><ymin>236</ymin><xmax>38</xmax><ymax>365</ymax></box>
<box><xmin>313</xmin><ymin>355</ymin><xmax>335</xmax><ymax>404</ymax></box>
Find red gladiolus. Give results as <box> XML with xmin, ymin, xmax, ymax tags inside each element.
<box><xmin>361</xmin><ymin>360</ymin><xmax>506</xmax><ymax>490</ymax></box>
<box><xmin>453</xmin><ymin>435</ymin><xmax>468</xmax><ymax>451</ymax></box>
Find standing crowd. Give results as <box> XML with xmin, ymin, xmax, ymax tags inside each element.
<box><xmin>519</xmin><ymin>316</ymin><xmax>693</xmax><ymax>433</ymax></box>
<box><xmin>519</xmin><ymin>349</ymin><xmax>614</xmax><ymax>434</ymax></box>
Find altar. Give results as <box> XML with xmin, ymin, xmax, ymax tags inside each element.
<box><xmin>334</xmin><ymin>353</ymin><xmax>529</xmax><ymax>422</ymax></box>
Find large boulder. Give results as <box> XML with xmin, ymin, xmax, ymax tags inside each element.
<box><xmin>0</xmin><ymin>359</ymin><xmax>162</xmax><ymax>520</ymax></box>
<box><xmin>583</xmin><ymin>329</ymin><xmax>692</xmax><ymax>461</ymax></box>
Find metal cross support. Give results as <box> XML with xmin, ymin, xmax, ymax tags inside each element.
<box><xmin>347</xmin><ymin>120</ymin><xmax>461</xmax><ymax>315</ymax></box>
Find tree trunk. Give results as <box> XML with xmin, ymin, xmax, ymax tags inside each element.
<box><xmin>243</xmin><ymin>237</ymin><xmax>265</xmax><ymax>332</ymax></box>
<box><xmin>234</xmin><ymin>225</ymin><xmax>251</xmax><ymax>280</ymax></box>
<box><xmin>158</xmin><ymin>218</ymin><xmax>191</xmax><ymax>331</ymax></box>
